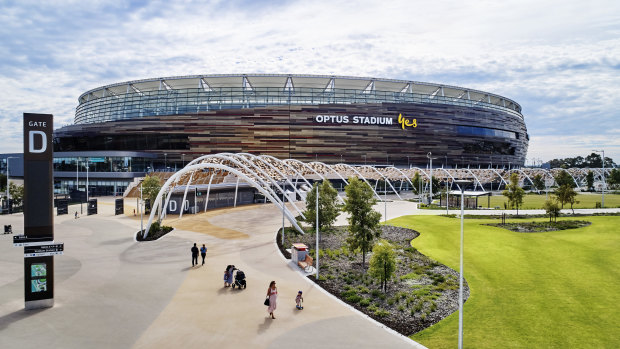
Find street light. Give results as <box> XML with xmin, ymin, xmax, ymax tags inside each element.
<box><xmin>427</xmin><ymin>152</ymin><xmax>437</xmax><ymax>202</ymax></box>
<box><xmin>406</xmin><ymin>156</ymin><xmax>410</xmax><ymax>169</ymax></box>
<box><xmin>593</xmin><ymin>149</ymin><xmax>605</xmax><ymax>207</ymax></box>
<box><xmin>454</xmin><ymin>179</ymin><xmax>473</xmax><ymax>349</ymax></box>
<box><xmin>182</xmin><ymin>153</ymin><xmax>185</xmax><ymax>168</ymax></box>
<box><xmin>164</xmin><ymin>153</ymin><xmax>167</xmax><ymax>171</ymax></box>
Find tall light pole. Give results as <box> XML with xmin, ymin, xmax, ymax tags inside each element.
<box><xmin>593</xmin><ymin>149</ymin><xmax>605</xmax><ymax>207</ymax></box>
<box><xmin>182</xmin><ymin>153</ymin><xmax>185</xmax><ymax>168</ymax></box>
<box><xmin>164</xmin><ymin>153</ymin><xmax>167</xmax><ymax>171</ymax></box>
<box><xmin>454</xmin><ymin>179</ymin><xmax>472</xmax><ymax>349</ymax></box>
<box><xmin>5</xmin><ymin>156</ymin><xmax>18</xmax><ymax>204</ymax></box>
<box><xmin>140</xmin><ymin>181</ymin><xmax>143</xmax><ymax>235</ymax></box>
<box><xmin>406</xmin><ymin>156</ymin><xmax>410</xmax><ymax>169</ymax></box>
<box><xmin>86</xmin><ymin>158</ymin><xmax>89</xmax><ymax>203</ymax></box>
<box><xmin>282</xmin><ymin>185</ymin><xmax>285</xmax><ymax>247</ymax></box>
<box><xmin>315</xmin><ymin>182</ymin><xmax>319</xmax><ymax>279</ymax></box>
<box><xmin>427</xmin><ymin>152</ymin><xmax>437</xmax><ymax>203</ymax></box>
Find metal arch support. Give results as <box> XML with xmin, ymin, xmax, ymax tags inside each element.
<box><xmin>237</xmin><ymin>152</ymin><xmax>308</xmax><ymax>205</ymax></box>
<box><xmin>360</xmin><ymin>165</ymin><xmax>402</xmax><ymax>199</ymax></box>
<box><xmin>259</xmin><ymin>155</ymin><xmax>313</xmax><ymax>188</ymax></box>
<box><xmin>462</xmin><ymin>168</ymin><xmax>484</xmax><ymax>191</ymax></box>
<box><xmin>144</xmin><ymin>163</ymin><xmax>305</xmax><ymax>238</ymax></box>
<box><xmin>225</xmin><ymin>153</ymin><xmax>306</xmax><ymax>219</ymax></box>
<box><xmin>488</xmin><ymin>168</ymin><xmax>509</xmax><ymax>189</ymax></box>
<box><xmin>284</xmin><ymin>159</ymin><xmax>346</xmax><ymax>204</ymax></box>
<box><xmin>334</xmin><ymin>163</ymin><xmax>383</xmax><ymax>201</ymax></box>
<box><xmin>308</xmin><ymin>161</ymin><xmax>350</xmax><ymax>186</ymax></box>
<box><xmin>185</xmin><ymin>154</ymin><xmax>290</xmax><ymax>215</ymax></box>
<box><xmin>508</xmin><ymin>169</ymin><xmax>537</xmax><ymax>193</ymax></box>
<box><xmin>432</xmin><ymin>168</ymin><xmax>462</xmax><ymax>191</ymax></box>
<box><xmin>386</xmin><ymin>166</ymin><xmax>414</xmax><ymax>188</ymax></box>
<box><xmin>559</xmin><ymin>168</ymin><xmax>582</xmax><ymax>190</ymax></box>
<box><xmin>408</xmin><ymin>167</ymin><xmax>431</xmax><ymax>180</ymax></box>
<box><xmin>179</xmin><ymin>172</ymin><xmax>194</xmax><ymax>219</ymax></box>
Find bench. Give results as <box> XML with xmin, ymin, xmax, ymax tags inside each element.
<box><xmin>298</xmin><ymin>254</ymin><xmax>314</xmax><ymax>272</ymax></box>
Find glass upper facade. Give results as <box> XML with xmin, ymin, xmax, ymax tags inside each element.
<box><xmin>75</xmin><ymin>75</ymin><xmax>523</xmax><ymax>125</ymax></box>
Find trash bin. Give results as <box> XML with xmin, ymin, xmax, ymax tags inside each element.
<box><xmin>291</xmin><ymin>243</ymin><xmax>308</xmax><ymax>263</ymax></box>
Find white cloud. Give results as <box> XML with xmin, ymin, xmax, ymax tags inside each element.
<box><xmin>1</xmin><ymin>0</ymin><xmax>619</xmax><ymax>161</ymax></box>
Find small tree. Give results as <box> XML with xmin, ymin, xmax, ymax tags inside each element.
<box><xmin>502</xmin><ymin>173</ymin><xmax>525</xmax><ymax>215</ymax></box>
<box><xmin>554</xmin><ymin>184</ymin><xmax>577</xmax><ymax>209</ymax></box>
<box><xmin>302</xmin><ymin>180</ymin><xmax>340</xmax><ymax>231</ymax></box>
<box><xmin>9</xmin><ymin>182</ymin><xmax>24</xmax><ymax>207</ymax></box>
<box><xmin>532</xmin><ymin>174</ymin><xmax>545</xmax><ymax>192</ymax></box>
<box><xmin>543</xmin><ymin>199</ymin><xmax>560</xmax><ymax>222</ymax></box>
<box><xmin>412</xmin><ymin>172</ymin><xmax>422</xmax><ymax>195</ymax></box>
<box><xmin>141</xmin><ymin>175</ymin><xmax>162</xmax><ymax>211</ymax></box>
<box><xmin>343</xmin><ymin>177</ymin><xmax>382</xmax><ymax>268</ymax></box>
<box><xmin>554</xmin><ymin>171</ymin><xmax>575</xmax><ymax>188</ymax></box>
<box><xmin>568</xmin><ymin>195</ymin><xmax>579</xmax><ymax>214</ymax></box>
<box><xmin>0</xmin><ymin>173</ymin><xmax>6</xmax><ymax>192</ymax></box>
<box><xmin>369</xmin><ymin>239</ymin><xmax>396</xmax><ymax>292</ymax></box>
<box><xmin>586</xmin><ymin>171</ymin><xmax>595</xmax><ymax>192</ymax></box>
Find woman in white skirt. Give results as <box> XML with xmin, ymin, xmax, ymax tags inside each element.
<box><xmin>266</xmin><ymin>281</ymin><xmax>278</xmax><ymax>319</ymax></box>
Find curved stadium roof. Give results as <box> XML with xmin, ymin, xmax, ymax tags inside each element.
<box><xmin>76</xmin><ymin>74</ymin><xmax>523</xmax><ymax>125</ymax></box>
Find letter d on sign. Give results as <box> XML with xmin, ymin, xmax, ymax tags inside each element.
<box><xmin>29</xmin><ymin>130</ymin><xmax>47</xmax><ymax>153</ymax></box>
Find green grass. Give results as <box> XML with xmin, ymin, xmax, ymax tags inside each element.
<box><xmin>387</xmin><ymin>215</ymin><xmax>620</xmax><ymax>348</ymax></box>
<box><xmin>485</xmin><ymin>193</ymin><xmax>620</xmax><ymax>209</ymax></box>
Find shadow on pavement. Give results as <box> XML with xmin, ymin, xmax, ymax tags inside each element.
<box><xmin>0</xmin><ymin>308</ymin><xmax>47</xmax><ymax>331</ymax></box>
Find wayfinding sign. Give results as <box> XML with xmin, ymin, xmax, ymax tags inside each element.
<box><xmin>24</xmin><ymin>243</ymin><xmax>64</xmax><ymax>257</ymax></box>
<box><xmin>23</xmin><ymin>113</ymin><xmax>55</xmax><ymax>309</ymax></box>
<box><xmin>13</xmin><ymin>235</ymin><xmax>54</xmax><ymax>247</ymax></box>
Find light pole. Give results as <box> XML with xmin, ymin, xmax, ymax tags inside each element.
<box><xmin>4</xmin><ymin>156</ymin><xmax>18</xmax><ymax>204</ymax></box>
<box><xmin>406</xmin><ymin>156</ymin><xmax>410</xmax><ymax>169</ymax></box>
<box><xmin>454</xmin><ymin>179</ymin><xmax>472</xmax><ymax>349</ymax></box>
<box><xmin>593</xmin><ymin>149</ymin><xmax>605</xmax><ymax>207</ymax></box>
<box><xmin>140</xmin><ymin>181</ymin><xmax>144</xmax><ymax>235</ymax></box>
<box><xmin>182</xmin><ymin>153</ymin><xmax>185</xmax><ymax>168</ymax></box>
<box><xmin>427</xmin><ymin>152</ymin><xmax>437</xmax><ymax>203</ymax></box>
<box><xmin>315</xmin><ymin>182</ymin><xmax>319</xmax><ymax>279</ymax></box>
<box><xmin>164</xmin><ymin>153</ymin><xmax>167</xmax><ymax>171</ymax></box>
<box><xmin>282</xmin><ymin>185</ymin><xmax>285</xmax><ymax>247</ymax></box>
<box><xmin>340</xmin><ymin>154</ymin><xmax>343</xmax><ymax>163</ymax></box>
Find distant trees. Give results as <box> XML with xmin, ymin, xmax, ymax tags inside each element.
<box><xmin>503</xmin><ymin>173</ymin><xmax>525</xmax><ymax>214</ymax></box>
<box><xmin>586</xmin><ymin>171</ymin><xmax>595</xmax><ymax>192</ymax></box>
<box><xmin>302</xmin><ymin>180</ymin><xmax>340</xmax><ymax>231</ymax></box>
<box><xmin>608</xmin><ymin>169</ymin><xmax>620</xmax><ymax>190</ymax></box>
<box><xmin>141</xmin><ymin>175</ymin><xmax>162</xmax><ymax>211</ymax></box>
<box><xmin>343</xmin><ymin>177</ymin><xmax>382</xmax><ymax>268</ymax></box>
<box><xmin>532</xmin><ymin>174</ymin><xmax>545</xmax><ymax>192</ymax></box>
<box><xmin>369</xmin><ymin>240</ymin><xmax>396</xmax><ymax>292</ymax></box>
<box><xmin>547</xmin><ymin>153</ymin><xmax>616</xmax><ymax>169</ymax></box>
<box><xmin>554</xmin><ymin>171</ymin><xmax>576</xmax><ymax>188</ymax></box>
<box><xmin>554</xmin><ymin>184</ymin><xmax>577</xmax><ymax>209</ymax></box>
<box><xmin>411</xmin><ymin>172</ymin><xmax>439</xmax><ymax>197</ymax></box>
<box><xmin>8</xmin><ymin>183</ymin><xmax>24</xmax><ymax>207</ymax></box>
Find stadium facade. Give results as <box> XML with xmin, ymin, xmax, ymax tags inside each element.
<box><xmin>47</xmin><ymin>74</ymin><xmax>528</xmax><ymax>195</ymax></box>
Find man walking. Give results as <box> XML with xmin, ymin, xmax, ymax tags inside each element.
<box><xmin>191</xmin><ymin>243</ymin><xmax>199</xmax><ymax>267</ymax></box>
<box><xmin>200</xmin><ymin>244</ymin><xmax>207</xmax><ymax>265</ymax></box>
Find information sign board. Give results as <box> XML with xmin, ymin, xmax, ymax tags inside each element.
<box><xmin>24</xmin><ymin>243</ymin><xmax>64</xmax><ymax>258</ymax></box>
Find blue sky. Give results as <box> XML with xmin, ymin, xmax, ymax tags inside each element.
<box><xmin>1</xmin><ymin>0</ymin><xmax>619</xmax><ymax>163</ymax></box>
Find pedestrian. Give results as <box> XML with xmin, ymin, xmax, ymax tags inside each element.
<box><xmin>133</xmin><ymin>208</ymin><xmax>136</xmax><ymax>216</ymax></box>
<box><xmin>224</xmin><ymin>265</ymin><xmax>235</xmax><ymax>287</ymax></box>
<box><xmin>266</xmin><ymin>280</ymin><xmax>278</xmax><ymax>319</ymax></box>
<box><xmin>191</xmin><ymin>243</ymin><xmax>199</xmax><ymax>267</ymax></box>
<box><xmin>200</xmin><ymin>244</ymin><xmax>207</xmax><ymax>265</ymax></box>
<box><xmin>74</xmin><ymin>211</ymin><xmax>78</xmax><ymax>219</ymax></box>
<box><xmin>295</xmin><ymin>290</ymin><xmax>304</xmax><ymax>310</ymax></box>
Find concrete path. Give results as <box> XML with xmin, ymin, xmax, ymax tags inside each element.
<box><xmin>0</xmin><ymin>199</ymin><xmax>423</xmax><ymax>349</ymax></box>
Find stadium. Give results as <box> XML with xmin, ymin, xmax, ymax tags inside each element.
<box><xmin>54</xmin><ymin>74</ymin><xmax>528</xmax><ymax>167</ymax></box>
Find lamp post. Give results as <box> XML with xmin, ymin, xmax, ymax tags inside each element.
<box><xmin>593</xmin><ymin>149</ymin><xmax>605</xmax><ymax>207</ymax></box>
<box><xmin>4</xmin><ymin>156</ymin><xmax>18</xmax><ymax>204</ymax></box>
<box><xmin>282</xmin><ymin>185</ymin><xmax>285</xmax><ymax>247</ymax></box>
<box><xmin>454</xmin><ymin>179</ymin><xmax>472</xmax><ymax>349</ymax></box>
<box><xmin>86</xmin><ymin>157</ymin><xmax>89</xmax><ymax>203</ymax></box>
<box><xmin>140</xmin><ymin>181</ymin><xmax>143</xmax><ymax>235</ymax></box>
<box><xmin>315</xmin><ymin>182</ymin><xmax>319</xmax><ymax>279</ymax></box>
<box><xmin>164</xmin><ymin>153</ymin><xmax>167</xmax><ymax>171</ymax></box>
<box><xmin>406</xmin><ymin>156</ymin><xmax>410</xmax><ymax>169</ymax></box>
<box><xmin>427</xmin><ymin>152</ymin><xmax>437</xmax><ymax>203</ymax></box>
<box><xmin>182</xmin><ymin>153</ymin><xmax>185</xmax><ymax>168</ymax></box>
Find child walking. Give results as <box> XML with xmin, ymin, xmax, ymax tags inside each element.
<box><xmin>296</xmin><ymin>291</ymin><xmax>304</xmax><ymax>310</ymax></box>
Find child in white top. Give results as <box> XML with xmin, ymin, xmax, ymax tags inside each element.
<box><xmin>296</xmin><ymin>291</ymin><xmax>304</xmax><ymax>310</ymax></box>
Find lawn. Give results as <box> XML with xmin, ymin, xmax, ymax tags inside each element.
<box><xmin>486</xmin><ymin>193</ymin><xmax>620</xmax><ymax>209</ymax></box>
<box><xmin>387</xmin><ymin>215</ymin><xmax>620</xmax><ymax>348</ymax></box>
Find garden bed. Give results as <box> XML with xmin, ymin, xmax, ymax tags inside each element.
<box><xmin>486</xmin><ymin>220</ymin><xmax>591</xmax><ymax>232</ymax></box>
<box><xmin>279</xmin><ymin>225</ymin><xmax>469</xmax><ymax>336</ymax></box>
<box><xmin>136</xmin><ymin>222</ymin><xmax>174</xmax><ymax>241</ymax></box>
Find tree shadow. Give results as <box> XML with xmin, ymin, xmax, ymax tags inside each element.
<box><xmin>0</xmin><ymin>308</ymin><xmax>46</xmax><ymax>331</ymax></box>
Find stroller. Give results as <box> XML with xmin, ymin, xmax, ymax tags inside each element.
<box><xmin>232</xmin><ymin>269</ymin><xmax>247</xmax><ymax>289</ymax></box>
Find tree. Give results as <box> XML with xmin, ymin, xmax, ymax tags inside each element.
<box><xmin>343</xmin><ymin>177</ymin><xmax>382</xmax><ymax>268</ymax></box>
<box><xmin>543</xmin><ymin>199</ymin><xmax>560</xmax><ymax>222</ymax></box>
<box><xmin>302</xmin><ymin>180</ymin><xmax>340</xmax><ymax>231</ymax></box>
<box><xmin>554</xmin><ymin>184</ymin><xmax>577</xmax><ymax>209</ymax></box>
<box><xmin>0</xmin><ymin>173</ymin><xmax>6</xmax><ymax>192</ymax></box>
<box><xmin>502</xmin><ymin>173</ymin><xmax>525</xmax><ymax>214</ymax></box>
<box><xmin>369</xmin><ymin>239</ymin><xmax>396</xmax><ymax>292</ymax></box>
<box><xmin>141</xmin><ymin>175</ymin><xmax>162</xmax><ymax>211</ymax></box>
<box><xmin>532</xmin><ymin>174</ymin><xmax>545</xmax><ymax>192</ymax></box>
<box><xmin>568</xmin><ymin>195</ymin><xmax>579</xmax><ymax>214</ymax></box>
<box><xmin>412</xmin><ymin>172</ymin><xmax>422</xmax><ymax>194</ymax></box>
<box><xmin>9</xmin><ymin>182</ymin><xmax>24</xmax><ymax>207</ymax></box>
<box><xmin>586</xmin><ymin>171</ymin><xmax>595</xmax><ymax>191</ymax></box>
<box><xmin>554</xmin><ymin>171</ymin><xmax>575</xmax><ymax>188</ymax></box>
<box><xmin>608</xmin><ymin>169</ymin><xmax>620</xmax><ymax>190</ymax></box>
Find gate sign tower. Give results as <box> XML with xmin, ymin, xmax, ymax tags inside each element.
<box><xmin>23</xmin><ymin>113</ymin><xmax>55</xmax><ymax>309</ymax></box>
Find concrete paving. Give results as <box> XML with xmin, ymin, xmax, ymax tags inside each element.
<box><xmin>0</xmin><ymin>199</ymin><xmax>424</xmax><ymax>349</ymax></box>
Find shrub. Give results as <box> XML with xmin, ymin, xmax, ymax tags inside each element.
<box><xmin>371</xmin><ymin>289</ymin><xmax>381</xmax><ymax>298</ymax></box>
<box><xmin>398</xmin><ymin>305</ymin><xmax>406</xmax><ymax>312</ymax></box>
<box><xmin>359</xmin><ymin>298</ymin><xmax>371</xmax><ymax>307</ymax></box>
<box><xmin>374</xmin><ymin>308</ymin><xmax>390</xmax><ymax>317</ymax></box>
<box><xmin>346</xmin><ymin>294</ymin><xmax>362</xmax><ymax>303</ymax></box>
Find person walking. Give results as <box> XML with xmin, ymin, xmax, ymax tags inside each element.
<box><xmin>200</xmin><ymin>244</ymin><xmax>207</xmax><ymax>265</ymax></box>
<box><xmin>191</xmin><ymin>243</ymin><xmax>199</xmax><ymax>267</ymax></box>
<box><xmin>266</xmin><ymin>281</ymin><xmax>278</xmax><ymax>319</ymax></box>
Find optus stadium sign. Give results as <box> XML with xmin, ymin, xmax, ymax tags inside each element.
<box><xmin>314</xmin><ymin>113</ymin><xmax>417</xmax><ymax>130</ymax></box>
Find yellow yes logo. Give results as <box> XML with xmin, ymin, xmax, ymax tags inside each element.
<box><xmin>398</xmin><ymin>114</ymin><xmax>417</xmax><ymax>129</ymax></box>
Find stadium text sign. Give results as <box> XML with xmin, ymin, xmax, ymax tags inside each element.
<box><xmin>314</xmin><ymin>113</ymin><xmax>417</xmax><ymax>130</ymax></box>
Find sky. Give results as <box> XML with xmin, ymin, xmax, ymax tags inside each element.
<box><xmin>1</xmin><ymin>0</ymin><xmax>619</xmax><ymax>164</ymax></box>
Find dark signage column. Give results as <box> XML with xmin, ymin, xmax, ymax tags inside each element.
<box><xmin>23</xmin><ymin>113</ymin><xmax>54</xmax><ymax>309</ymax></box>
